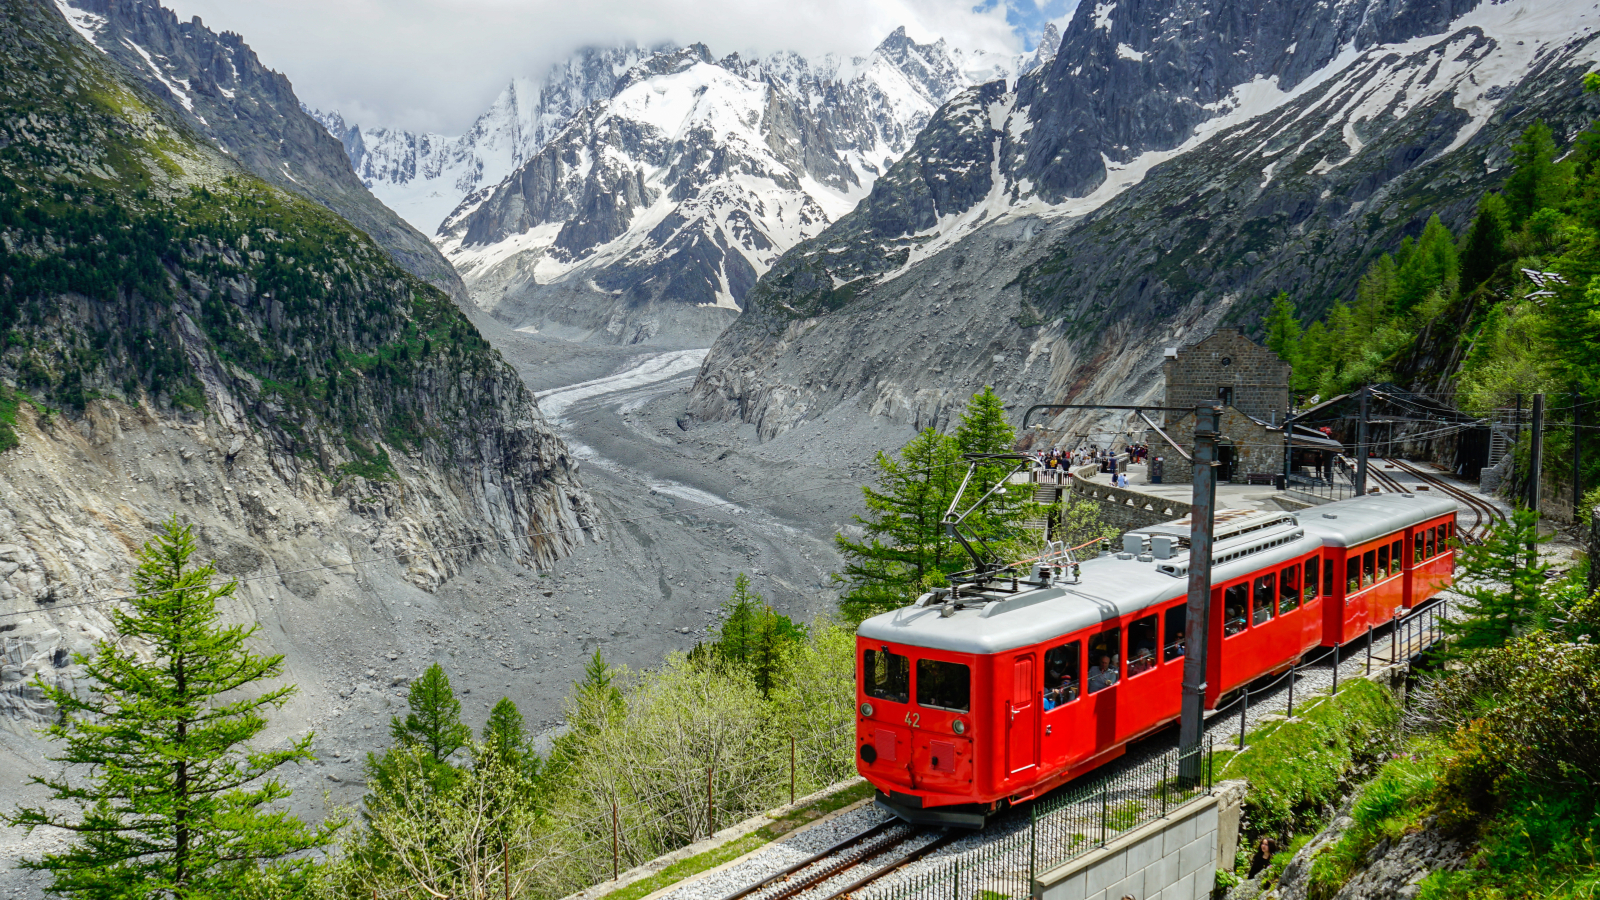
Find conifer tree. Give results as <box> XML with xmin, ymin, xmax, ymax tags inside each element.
<box><xmin>1263</xmin><ymin>291</ymin><xmax>1302</xmax><ymax>364</ymax></box>
<box><xmin>393</xmin><ymin>663</ymin><xmax>472</xmax><ymax>766</ymax></box>
<box><xmin>5</xmin><ymin>517</ymin><xmax>334</xmax><ymax>899</ymax></box>
<box><xmin>482</xmin><ymin>697</ymin><xmax>534</xmax><ymax>774</ymax></box>
<box><xmin>1504</xmin><ymin>122</ymin><xmax>1571</xmax><ymax>227</ymax></box>
<box><xmin>1446</xmin><ymin>508</ymin><xmax>1551</xmax><ymax>652</ymax></box>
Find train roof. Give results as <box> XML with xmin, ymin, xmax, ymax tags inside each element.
<box><xmin>856</xmin><ymin>491</ymin><xmax>1461</xmax><ymax>656</ymax></box>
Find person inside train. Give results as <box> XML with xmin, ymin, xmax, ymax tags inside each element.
<box><xmin>1164</xmin><ymin>629</ymin><xmax>1185</xmax><ymax>661</ymax></box>
<box><xmin>1224</xmin><ymin>604</ymin><xmax>1247</xmax><ymax>636</ymax></box>
<box><xmin>1127</xmin><ymin>646</ymin><xmax>1155</xmax><ymax>676</ymax></box>
<box><xmin>1087</xmin><ymin>654</ymin><xmax>1118</xmax><ymax>692</ymax></box>
<box><xmin>1043</xmin><ymin>665</ymin><xmax>1077</xmax><ymax>709</ymax></box>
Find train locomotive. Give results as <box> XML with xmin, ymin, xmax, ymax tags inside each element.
<box><xmin>855</xmin><ymin>492</ymin><xmax>1459</xmax><ymax>828</ymax></box>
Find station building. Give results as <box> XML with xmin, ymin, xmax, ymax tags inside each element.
<box><xmin>1147</xmin><ymin>327</ymin><xmax>1340</xmax><ymax>484</ymax></box>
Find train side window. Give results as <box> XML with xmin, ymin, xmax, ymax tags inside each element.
<box><xmin>1322</xmin><ymin>557</ymin><xmax>1334</xmax><ymax>596</ymax></box>
<box><xmin>1043</xmin><ymin>642</ymin><xmax>1080</xmax><ymax>709</ymax></box>
<box><xmin>916</xmin><ymin>659</ymin><xmax>970</xmax><ymax>712</ymax></box>
<box><xmin>1390</xmin><ymin>540</ymin><xmax>1402</xmax><ymax>575</ymax></box>
<box><xmin>863</xmin><ymin>649</ymin><xmax>910</xmax><ymax>703</ymax></box>
<box><xmin>1427</xmin><ymin>527</ymin><xmax>1437</xmax><ymax>558</ymax></box>
<box><xmin>1414</xmin><ymin>532</ymin><xmax>1425</xmax><ymax>564</ymax></box>
<box><xmin>1305</xmin><ymin>558</ymin><xmax>1320</xmax><ymax>601</ymax></box>
<box><xmin>1378</xmin><ymin>544</ymin><xmax>1390</xmax><ymax>579</ymax></box>
<box><xmin>1346</xmin><ymin>557</ymin><xmax>1360</xmax><ymax>594</ymax></box>
<box><xmin>1087</xmin><ymin>628</ymin><xmax>1121</xmax><ymax>693</ymax></box>
<box><xmin>1163</xmin><ymin>605</ymin><xmax>1187</xmax><ymax>661</ymax></box>
<box><xmin>1128</xmin><ymin>615</ymin><xmax>1158</xmax><ymax>676</ymax></box>
<box><xmin>1279</xmin><ymin>566</ymin><xmax>1300</xmax><ymax>614</ymax></box>
<box><xmin>1362</xmin><ymin>550</ymin><xmax>1376</xmax><ymax>587</ymax></box>
<box><xmin>1223</xmin><ymin>583</ymin><xmax>1249</xmax><ymax>636</ymax></box>
<box><xmin>1253</xmin><ymin>573</ymin><xmax>1277</xmax><ymax>625</ymax></box>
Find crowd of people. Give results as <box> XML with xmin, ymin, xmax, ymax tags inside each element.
<box><xmin>1032</xmin><ymin>443</ymin><xmax>1153</xmax><ymax>490</ymax></box>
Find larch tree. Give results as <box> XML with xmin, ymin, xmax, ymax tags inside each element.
<box><xmin>1445</xmin><ymin>508</ymin><xmax>1551</xmax><ymax>653</ymax></box>
<box><xmin>1263</xmin><ymin>291</ymin><xmax>1302</xmax><ymax>365</ymax></box>
<box><xmin>5</xmin><ymin>517</ymin><xmax>334</xmax><ymax>899</ymax></box>
<box><xmin>392</xmin><ymin>662</ymin><xmax>472</xmax><ymax>766</ymax></box>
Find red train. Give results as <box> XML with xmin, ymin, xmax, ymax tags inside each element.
<box><xmin>855</xmin><ymin>493</ymin><xmax>1458</xmax><ymax>827</ymax></box>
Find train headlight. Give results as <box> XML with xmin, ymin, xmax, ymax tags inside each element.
<box><xmin>952</xmin><ymin>718</ymin><xmax>967</xmax><ymax>735</ymax></box>
<box><xmin>860</xmin><ymin>702</ymin><xmax>874</xmax><ymax>718</ymax></box>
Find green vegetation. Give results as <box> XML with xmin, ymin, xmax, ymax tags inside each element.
<box><xmin>1445</xmin><ymin>508</ymin><xmax>1550</xmax><ymax>652</ymax></box>
<box><xmin>1216</xmin><ymin>678</ymin><xmax>1403</xmax><ymax>838</ymax></box>
<box><xmin>0</xmin><ymin>382</ymin><xmax>21</xmax><ymax>453</ymax></box>
<box><xmin>4</xmin><ymin>518</ymin><xmax>334</xmax><ymax>899</ymax></box>
<box><xmin>833</xmin><ymin>386</ymin><xmax>1104</xmax><ymax>622</ymax></box>
<box><xmin>1260</xmin><ymin>76</ymin><xmax>1600</xmax><ymax>506</ymax></box>
<box><xmin>321</xmin><ymin>577</ymin><xmax>857</xmax><ymax>899</ymax></box>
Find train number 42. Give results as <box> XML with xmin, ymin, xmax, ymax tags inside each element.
<box><xmin>904</xmin><ymin>712</ymin><xmax>920</xmax><ymax>728</ymax></box>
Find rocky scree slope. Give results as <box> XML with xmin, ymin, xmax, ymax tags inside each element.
<box><xmin>52</xmin><ymin>0</ymin><xmax>467</xmax><ymax>298</ymax></box>
<box><xmin>0</xmin><ymin>0</ymin><xmax>595</xmax><ymax>724</ymax></box>
<box><xmin>432</xmin><ymin>28</ymin><xmax>1060</xmax><ymax>346</ymax></box>
<box><xmin>688</xmin><ymin>0</ymin><xmax>1600</xmax><ymax>441</ymax></box>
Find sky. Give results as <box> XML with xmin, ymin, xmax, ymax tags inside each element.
<box><xmin>161</xmin><ymin>0</ymin><xmax>1080</xmax><ymax>135</ymax></box>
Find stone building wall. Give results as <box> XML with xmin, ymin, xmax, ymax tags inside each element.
<box><xmin>1162</xmin><ymin>327</ymin><xmax>1291</xmax><ymax>425</ymax></box>
<box><xmin>1065</xmin><ymin>476</ymin><xmax>1194</xmax><ymax>531</ymax></box>
<box><xmin>1150</xmin><ymin>408</ymin><xmax>1284</xmax><ymax>486</ymax></box>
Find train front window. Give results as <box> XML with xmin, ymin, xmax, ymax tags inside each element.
<box><xmin>1253</xmin><ymin>574</ymin><xmax>1276</xmax><ymax>625</ymax></box>
<box><xmin>1164</xmin><ymin>605</ymin><xmax>1187</xmax><ymax>661</ymax></box>
<box><xmin>1087</xmin><ymin>628</ymin><xmax>1121</xmax><ymax>693</ymax></box>
<box><xmin>1128</xmin><ymin>615</ymin><xmax>1158</xmax><ymax>676</ymax></box>
<box><xmin>1043</xmin><ymin>642</ymin><xmax>1080</xmax><ymax>709</ymax></box>
<box><xmin>1304</xmin><ymin>558</ymin><xmax>1320</xmax><ymax>601</ymax></box>
<box><xmin>1223</xmin><ymin>583</ymin><xmax>1249</xmax><ymax>636</ymax></box>
<box><xmin>864</xmin><ymin>649</ymin><xmax>909</xmax><ymax>703</ymax></box>
<box><xmin>1279</xmin><ymin>566</ymin><xmax>1300</xmax><ymax>614</ymax></box>
<box><xmin>916</xmin><ymin>659</ymin><xmax>970</xmax><ymax>712</ymax></box>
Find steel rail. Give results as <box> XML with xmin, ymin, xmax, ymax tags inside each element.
<box><xmin>812</xmin><ymin>831</ymin><xmax>963</xmax><ymax>900</ymax></box>
<box><xmin>715</xmin><ymin>822</ymin><xmax>899</xmax><ymax>900</ymax></box>
<box><xmin>1367</xmin><ymin>465</ymin><xmax>1411</xmax><ymax>495</ymax></box>
<box><xmin>1385</xmin><ymin>458</ymin><xmax>1504</xmax><ymax>542</ymax></box>
<box><xmin>732</xmin><ymin>825</ymin><xmax>924</xmax><ymax>900</ymax></box>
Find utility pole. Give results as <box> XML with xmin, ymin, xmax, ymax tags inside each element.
<box><xmin>1355</xmin><ymin>386</ymin><xmax>1370</xmax><ymax>495</ymax></box>
<box><xmin>1515</xmin><ymin>393</ymin><xmax>1524</xmax><ymax>496</ymax></box>
<box><xmin>1574</xmin><ymin>388</ymin><xmax>1583</xmax><ymax>523</ymax></box>
<box><xmin>1529</xmin><ymin>393</ymin><xmax>1545</xmax><ymax>569</ymax></box>
<box><xmin>1179</xmin><ymin>403</ymin><xmax>1220</xmax><ymax>783</ymax></box>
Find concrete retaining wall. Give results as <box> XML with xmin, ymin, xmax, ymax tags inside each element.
<box><xmin>1032</xmin><ymin>780</ymin><xmax>1247</xmax><ymax>900</ymax></box>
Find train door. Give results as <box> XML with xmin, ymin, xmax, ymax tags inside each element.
<box><xmin>1006</xmin><ymin>654</ymin><xmax>1039</xmax><ymax>776</ymax></box>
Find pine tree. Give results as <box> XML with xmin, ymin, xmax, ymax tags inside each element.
<box><xmin>1504</xmin><ymin>122</ymin><xmax>1571</xmax><ymax>227</ymax></box>
<box><xmin>1263</xmin><ymin>291</ymin><xmax>1302</xmax><ymax>364</ymax></box>
<box><xmin>6</xmin><ymin>517</ymin><xmax>334</xmax><ymax>898</ymax></box>
<box><xmin>1459</xmin><ymin>192</ymin><xmax>1511</xmax><ymax>292</ymax></box>
<box><xmin>1446</xmin><ymin>508</ymin><xmax>1551</xmax><ymax>653</ymax></box>
<box><xmin>481</xmin><ymin>697</ymin><xmax>533</xmax><ymax>773</ymax></box>
<box><xmin>954</xmin><ymin>385</ymin><xmax>1014</xmax><ymax>455</ymax></box>
<box><xmin>716</xmin><ymin>573</ymin><xmax>762</xmax><ymax>667</ymax></box>
<box><xmin>393</xmin><ymin>663</ymin><xmax>472</xmax><ymax>766</ymax></box>
<box><xmin>713</xmin><ymin>575</ymin><xmax>802</xmax><ymax>698</ymax></box>
<box><xmin>1394</xmin><ymin>215</ymin><xmax>1459</xmax><ymax>314</ymax></box>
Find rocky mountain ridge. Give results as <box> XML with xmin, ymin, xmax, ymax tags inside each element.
<box><xmin>419</xmin><ymin>27</ymin><xmax>1058</xmax><ymax>345</ymax></box>
<box><xmin>52</xmin><ymin>0</ymin><xmax>466</xmax><ymax>298</ymax></box>
<box><xmin>0</xmin><ymin>0</ymin><xmax>595</xmax><ymax>738</ymax></box>
<box><xmin>687</xmin><ymin>0</ymin><xmax>1600</xmax><ymax>441</ymax></box>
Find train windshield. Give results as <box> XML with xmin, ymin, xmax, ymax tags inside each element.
<box><xmin>916</xmin><ymin>660</ymin><xmax>970</xmax><ymax>711</ymax></box>
<box><xmin>864</xmin><ymin>648</ymin><xmax>910</xmax><ymax>703</ymax></box>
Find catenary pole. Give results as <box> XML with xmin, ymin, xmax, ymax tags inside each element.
<box><xmin>1574</xmin><ymin>388</ymin><xmax>1583</xmax><ymax>523</ymax></box>
<box><xmin>1355</xmin><ymin>387</ymin><xmax>1370</xmax><ymax>495</ymax></box>
<box><xmin>1179</xmin><ymin>403</ymin><xmax>1220</xmax><ymax>783</ymax></box>
<box><xmin>1530</xmin><ymin>393</ymin><xmax>1545</xmax><ymax>566</ymax></box>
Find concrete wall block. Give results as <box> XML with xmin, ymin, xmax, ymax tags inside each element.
<box><xmin>1148</xmin><ymin>849</ymin><xmax>1179</xmax><ymax>893</ymax></box>
<box><xmin>1040</xmin><ymin>868</ymin><xmax>1086</xmax><ymax>900</ymax></box>
<box><xmin>1125</xmin><ymin>832</ymin><xmax>1163</xmax><ymax>872</ymax></box>
<box><xmin>1108</xmin><ymin>869</ymin><xmax>1145</xmax><ymax>900</ymax></box>
<box><xmin>1177</xmin><ymin>834</ymin><xmax>1212</xmax><ymax>879</ymax></box>
<box><xmin>1084</xmin><ymin>854</ymin><xmax>1127</xmax><ymax>895</ymax></box>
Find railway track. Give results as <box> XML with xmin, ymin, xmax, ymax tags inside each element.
<box><xmin>719</xmin><ymin>823</ymin><xmax>959</xmax><ymax>900</ymax></box>
<box><xmin>1384</xmin><ymin>458</ymin><xmax>1505</xmax><ymax>542</ymax></box>
<box><xmin>1368</xmin><ymin>465</ymin><xmax>1411</xmax><ymax>495</ymax></box>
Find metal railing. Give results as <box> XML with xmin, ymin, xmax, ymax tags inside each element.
<box><xmin>865</xmin><ymin>740</ymin><xmax>1214</xmax><ymax>900</ymax></box>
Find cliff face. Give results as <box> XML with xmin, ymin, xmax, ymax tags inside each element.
<box><xmin>53</xmin><ymin>0</ymin><xmax>467</xmax><ymax>299</ymax></box>
<box><xmin>0</xmin><ymin>0</ymin><xmax>596</xmax><ymax>722</ymax></box>
<box><xmin>688</xmin><ymin>0</ymin><xmax>1600</xmax><ymax>441</ymax></box>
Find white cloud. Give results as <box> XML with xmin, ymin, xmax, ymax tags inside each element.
<box><xmin>161</xmin><ymin>0</ymin><xmax>1027</xmax><ymax>134</ymax></box>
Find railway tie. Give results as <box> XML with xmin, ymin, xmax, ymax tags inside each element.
<box><xmin>813</xmin><ymin>831</ymin><xmax>963</xmax><ymax>900</ymax></box>
<box><xmin>723</xmin><ymin>823</ymin><xmax>923</xmax><ymax>900</ymax></box>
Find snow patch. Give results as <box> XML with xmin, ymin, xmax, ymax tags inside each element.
<box><xmin>1093</xmin><ymin>2</ymin><xmax>1117</xmax><ymax>31</ymax></box>
<box><xmin>122</xmin><ymin>39</ymin><xmax>194</xmax><ymax>112</ymax></box>
<box><xmin>1116</xmin><ymin>44</ymin><xmax>1146</xmax><ymax>62</ymax></box>
<box><xmin>53</xmin><ymin>0</ymin><xmax>106</xmax><ymax>49</ymax></box>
